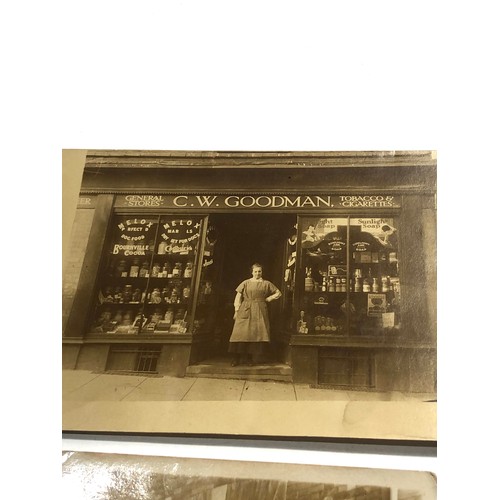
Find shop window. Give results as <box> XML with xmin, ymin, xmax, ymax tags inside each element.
<box><xmin>90</xmin><ymin>215</ymin><xmax>203</xmax><ymax>335</ymax></box>
<box><xmin>297</xmin><ymin>216</ymin><xmax>400</xmax><ymax>337</ymax></box>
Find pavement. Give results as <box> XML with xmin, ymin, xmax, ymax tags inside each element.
<box><xmin>62</xmin><ymin>370</ymin><xmax>436</xmax><ymax>402</ymax></box>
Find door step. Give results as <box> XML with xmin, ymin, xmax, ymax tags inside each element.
<box><xmin>186</xmin><ymin>360</ymin><xmax>292</xmax><ymax>382</ymax></box>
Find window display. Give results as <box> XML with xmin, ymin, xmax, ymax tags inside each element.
<box><xmin>90</xmin><ymin>215</ymin><xmax>203</xmax><ymax>335</ymax></box>
<box><xmin>297</xmin><ymin>217</ymin><xmax>400</xmax><ymax>337</ymax></box>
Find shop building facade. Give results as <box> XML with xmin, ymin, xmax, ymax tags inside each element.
<box><xmin>63</xmin><ymin>151</ymin><xmax>436</xmax><ymax>393</ymax></box>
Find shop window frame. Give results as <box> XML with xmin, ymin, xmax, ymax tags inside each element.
<box><xmin>86</xmin><ymin>211</ymin><xmax>208</xmax><ymax>338</ymax></box>
<box><xmin>294</xmin><ymin>212</ymin><xmax>402</xmax><ymax>339</ymax></box>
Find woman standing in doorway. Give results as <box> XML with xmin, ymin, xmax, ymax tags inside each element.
<box><xmin>229</xmin><ymin>263</ymin><xmax>282</xmax><ymax>366</ymax></box>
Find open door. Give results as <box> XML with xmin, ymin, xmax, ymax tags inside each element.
<box><xmin>190</xmin><ymin>213</ymin><xmax>296</xmax><ymax>365</ymax></box>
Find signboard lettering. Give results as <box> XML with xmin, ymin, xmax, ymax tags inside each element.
<box><xmin>115</xmin><ymin>194</ymin><xmax>401</xmax><ymax>210</ymax></box>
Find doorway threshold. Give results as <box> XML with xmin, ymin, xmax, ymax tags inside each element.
<box><xmin>186</xmin><ymin>357</ymin><xmax>292</xmax><ymax>382</ymax></box>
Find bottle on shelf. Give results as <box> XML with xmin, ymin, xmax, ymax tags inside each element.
<box><xmin>114</xmin><ymin>286</ymin><xmax>123</xmax><ymax>303</ymax></box>
<box><xmin>363</xmin><ymin>278</ymin><xmax>371</xmax><ymax>293</ymax></box>
<box><xmin>304</xmin><ymin>267</ymin><xmax>314</xmax><ymax>292</ymax></box>
<box><xmin>355</xmin><ymin>276</ymin><xmax>363</xmax><ymax>292</ymax></box>
<box><xmin>328</xmin><ymin>278</ymin><xmax>335</xmax><ymax>293</ymax></box>
<box><xmin>182</xmin><ymin>285</ymin><xmax>191</xmax><ymax>300</ymax></box>
<box><xmin>382</xmin><ymin>276</ymin><xmax>391</xmax><ymax>293</ymax></box>
<box><xmin>321</xmin><ymin>276</ymin><xmax>327</xmax><ymax>292</ymax></box>
<box><xmin>297</xmin><ymin>310</ymin><xmax>308</xmax><ymax>334</ymax></box>
<box><xmin>372</xmin><ymin>277</ymin><xmax>380</xmax><ymax>293</ymax></box>
<box><xmin>341</xmin><ymin>278</ymin><xmax>347</xmax><ymax>292</ymax></box>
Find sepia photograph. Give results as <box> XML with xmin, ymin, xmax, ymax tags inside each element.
<box><xmin>62</xmin><ymin>150</ymin><xmax>436</xmax><ymax>440</ymax></box>
<box><xmin>62</xmin><ymin>451</ymin><xmax>436</xmax><ymax>500</ymax></box>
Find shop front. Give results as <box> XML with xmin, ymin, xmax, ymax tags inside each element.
<box><xmin>63</xmin><ymin>151</ymin><xmax>436</xmax><ymax>392</ymax></box>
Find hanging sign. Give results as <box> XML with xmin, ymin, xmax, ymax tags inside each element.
<box><xmin>115</xmin><ymin>194</ymin><xmax>401</xmax><ymax>210</ymax></box>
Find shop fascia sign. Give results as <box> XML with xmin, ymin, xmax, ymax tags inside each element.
<box><xmin>115</xmin><ymin>194</ymin><xmax>401</xmax><ymax>209</ymax></box>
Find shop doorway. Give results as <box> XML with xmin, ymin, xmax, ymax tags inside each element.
<box><xmin>202</xmin><ymin>213</ymin><xmax>296</xmax><ymax>364</ymax></box>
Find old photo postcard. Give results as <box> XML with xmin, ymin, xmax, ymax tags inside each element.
<box><xmin>62</xmin><ymin>451</ymin><xmax>436</xmax><ymax>499</ymax></box>
<box><xmin>62</xmin><ymin>150</ymin><xmax>436</xmax><ymax>440</ymax></box>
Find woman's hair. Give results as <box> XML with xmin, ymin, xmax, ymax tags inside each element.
<box><xmin>251</xmin><ymin>263</ymin><xmax>263</xmax><ymax>272</ymax></box>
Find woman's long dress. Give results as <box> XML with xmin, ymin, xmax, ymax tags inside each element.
<box><xmin>228</xmin><ymin>279</ymin><xmax>278</xmax><ymax>354</ymax></box>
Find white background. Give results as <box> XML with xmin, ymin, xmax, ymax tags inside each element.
<box><xmin>4</xmin><ymin>1</ymin><xmax>498</xmax><ymax>498</ymax></box>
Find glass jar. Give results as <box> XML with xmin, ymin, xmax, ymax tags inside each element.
<box><xmin>172</xmin><ymin>262</ymin><xmax>183</xmax><ymax>278</ymax></box>
<box><xmin>139</xmin><ymin>261</ymin><xmax>150</xmax><ymax>277</ymax></box>
<box><xmin>150</xmin><ymin>288</ymin><xmax>162</xmax><ymax>304</ymax></box>
<box><xmin>122</xmin><ymin>284</ymin><xmax>133</xmax><ymax>303</ymax></box>
<box><xmin>161</xmin><ymin>262</ymin><xmax>171</xmax><ymax>278</ymax></box>
<box><xmin>129</xmin><ymin>259</ymin><xmax>140</xmax><ymax>278</ymax></box>
<box><xmin>170</xmin><ymin>287</ymin><xmax>179</xmax><ymax>303</ymax></box>
<box><xmin>151</xmin><ymin>262</ymin><xmax>161</xmax><ymax>277</ymax></box>
<box><xmin>158</xmin><ymin>240</ymin><xmax>168</xmax><ymax>255</ymax></box>
<box><xmin>182</xmin><ymin>286</ymin><xmax>191</xmax><ymax>300</ymax></box>
<box><xmin>184</xmin><ymin>262</ymin><xmax>193</xmax><ymax>278</ymax></box>
<box><xmin>116</xmin><ymin>260</ymin><xmax>127</xmax><ymax>277</ymax></box>
<box><xmin>132</xmin><ymin>288</ymin><xmax>142</xmax><ymax>303</ymax></box>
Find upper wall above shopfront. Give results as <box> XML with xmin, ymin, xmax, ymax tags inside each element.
<box><xmin>81</xmin><ymin>150</ymin><xmax>437</xmax><ymax>194</ymax></box>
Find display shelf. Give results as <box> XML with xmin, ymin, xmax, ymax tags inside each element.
<box><xmin>153</xmin><ymin>253</ymin><xmax>196</xmax><ymax>258</ymax></box>
<box><xmin>97</xmin><ymin>302</ymin><xmax>144</xmax><ymax>306</ymax></box>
